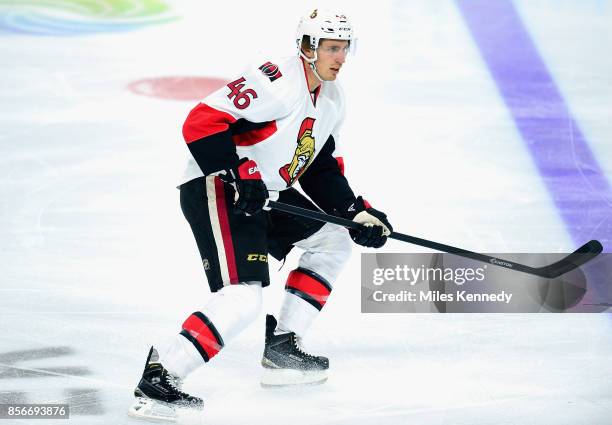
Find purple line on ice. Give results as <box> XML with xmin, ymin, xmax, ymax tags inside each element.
<box><xmin>456</xmin><ymin>0</ymin><xmax>612</xmax><ymax>251</ymax></box>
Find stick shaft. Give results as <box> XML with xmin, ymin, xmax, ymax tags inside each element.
<box><xmin>267</xmin><ymin>200</ymin><xmax>602</xmax><ymax>278</ymax></box>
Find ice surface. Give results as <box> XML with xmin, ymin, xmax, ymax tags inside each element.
<box><xmin>1</xmin><ymin>1</ymin><xmax>611</xmax><ymax>424</ymax></box>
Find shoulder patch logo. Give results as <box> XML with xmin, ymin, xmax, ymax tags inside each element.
<box><xmin>258</xmin><ymin>62</ymin><xmax>283</xmax><ymax>82</ymax></box>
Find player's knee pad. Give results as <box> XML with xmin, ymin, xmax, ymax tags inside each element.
<box><xmin>325</xmin><ymin>225</ymin><xmax>353</xmax><ymax>265</ymax></box>
<box><xmin>297</xmin><ymin>224</ymin><xmax>352</xmax><ymax>283</ymax></box>
<box><xmin>198</xmin><ymin>282</ymin><xmax>263</xmax><ymax>344</ymax></box>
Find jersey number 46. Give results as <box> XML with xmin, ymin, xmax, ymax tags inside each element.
<box><xmin>227</xmin><ymin>77</ymin><xmax>258</xmax><ymax>110</ymax></box>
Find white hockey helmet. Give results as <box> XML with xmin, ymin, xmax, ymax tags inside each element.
<box><xmin>295</xmin><ymin>8</ymin><xmax>355</xmax><ymax>54</ymax></box>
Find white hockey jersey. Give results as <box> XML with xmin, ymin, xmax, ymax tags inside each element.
<box><xmin>180</xmin><ymin>55</ymin><xmax>347</xmax><ymax>193</ymax></box>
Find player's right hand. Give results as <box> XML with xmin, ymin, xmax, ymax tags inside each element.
<box><xmin>228</xmin><ymin>158</ymin><xmax>269</xmax><ymax>215</ymax></box>
<box><xmin>342</xmin><ymin>196</ymin><xmax>393</xmax><ymax>248</ymax></box>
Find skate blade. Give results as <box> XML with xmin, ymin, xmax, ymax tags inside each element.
<box><xmin>127</xmin><ymin>397</ymin><xmax>177</xmax><ymax>423</ymax></box>
<box><xmin>260</xmin><ymin>367</ymin><xmax>328</xmax><ymax>388</ymax></box>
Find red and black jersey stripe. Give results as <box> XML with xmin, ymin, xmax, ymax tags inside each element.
<box><xmin>285</xmin><ymin>268</ymin><xmax>332</xmax><ymax>311</ymax></box>
<box><xmin>231</xmin><ymin>118</ymin><xmax>277</xmax><ymax>146</ymax></box>
<box><xmin>183</xmin><ymin>103</ymin><xmax>240</xmax><ymax>174</ymax></box>
<box><xmin>182</xmin><ymin>103</ymin><xmax>278</xmax><ymax>174</ymax></box>
<box><xmin>180</xmin><ymin>312</ymin><xmax>225</xmax><ymax>362</ymax></box>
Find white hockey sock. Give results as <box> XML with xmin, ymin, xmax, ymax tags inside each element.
<box><xmin>278</xmin><ymin>223</ymin><xmax>351</xmax><ymax>337</ymax></box>
<box><xmin>158</xmin><ymin>333</ymin><xmax>204</xmax><ymax>379</ymax></box>
<box><xmin>278</xmin><ymin>291</ymin><xmax>320</xmax><ymax>338</ymax></box>
<box><xmin>159</xmin><ymin>282</ymin><xmax>263</xmax><ymax>379</ymax></box>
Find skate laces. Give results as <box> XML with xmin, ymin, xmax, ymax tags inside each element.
<box><xmin>163</xmin><ymin>370</ymin><xmax>188</xmax><ymax>396</ymax></box>
<box><xmin>292</xmin><ymin>335</ymin><xmax>316</xmax><ymax>359</ymax></box>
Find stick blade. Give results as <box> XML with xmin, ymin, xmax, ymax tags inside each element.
<box><xmin>580</xmin><ymin>239</ymin><xmax>604</xmax><ymax>255</ymax></box>
<box><xmin>536</xmin><ymin>240</ymin><xmax>603</xmax><ymax>279</ymax></box>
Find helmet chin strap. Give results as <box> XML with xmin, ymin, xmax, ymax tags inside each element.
<box><xmin>299</xmin><ymin>50</ymin><xmax>324</xmax><ymax>83</ymax></box>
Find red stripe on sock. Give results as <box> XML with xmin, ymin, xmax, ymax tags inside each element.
<box><xmin>285</xmin><ymin>270</ymin><xmax>331</xmax><ymax>306</ymax></box>
<box><xmin>182</xmin><ymin>314</ymin><xmax>222</xmax><ymax>359</ymax></box>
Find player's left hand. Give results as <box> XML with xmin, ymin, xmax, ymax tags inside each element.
<box><xmin>343</xmin><ymin>196</ymin><xmax>392</xmax><ymax>248</ymax></box>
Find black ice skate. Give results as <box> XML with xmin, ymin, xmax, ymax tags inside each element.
<box><xmin>261</xmin><ymin>314</ymin><xmax>329</xmax><ymax>387</ymax></box>
<box><xmin>127</xmin><ymin>346</ymin><xmax>203</xmax><ymax>422</ymax></box>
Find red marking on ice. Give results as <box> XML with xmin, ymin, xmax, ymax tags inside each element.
<box><xmin>127</xmin><ymin>76</ymin><xmax>229</xmax><ymax>101</ymax></box>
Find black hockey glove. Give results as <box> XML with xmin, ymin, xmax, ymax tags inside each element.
<box><xmin>342</xmin><ymin>196</ymin><xmax>393</xmax><ymax>248</ymax></box>
<box><xmin>226</xmin><ymin>158</ymin><xmax>269</xmax><ymax>215</ymax></box>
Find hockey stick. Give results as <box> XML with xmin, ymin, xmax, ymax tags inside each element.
<box><xmin>268</xmin><ymin>200</ymin><xmax>603</xmax><ymax>279</ymax></box>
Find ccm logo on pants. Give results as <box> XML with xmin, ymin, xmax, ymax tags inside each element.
<box><xmin>247</xmin><ymin>254</ymin><xmax>268</xmax><ymax>262</ymax></box>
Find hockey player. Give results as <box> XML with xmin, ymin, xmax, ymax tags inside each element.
<box><xmin>128</xmin><ymin>8</ymin><xmax>393</xmax><ymax>421</ymax></box>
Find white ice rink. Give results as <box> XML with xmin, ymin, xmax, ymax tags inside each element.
<box><xmin>1</xmin><ymin>1</ymin><xmax>611</xmax><ymax>424</ymax></box>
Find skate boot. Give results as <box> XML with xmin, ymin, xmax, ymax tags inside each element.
<box><xmin>128</xmin><ymin>346</ymin><xmax>203</xmax><ymax>422</ymax></box>
<box><xmin>260</xmin><ymin>314</ymin><xmax>329</xmax><ymax>387</ymax></box>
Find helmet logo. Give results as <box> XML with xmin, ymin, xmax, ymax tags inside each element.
<box><xmin>310</xmin><ymin>9</ymin><xmax>317</xmax><ymax>19</ymax></box>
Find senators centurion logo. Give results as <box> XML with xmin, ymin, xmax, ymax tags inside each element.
<box><xmin>279</xmin><ymin>118</ymin><xmax>316</xmax><ymax>186</ymax></box>
<box><xmin>258</xmin><ymin>61</ymin><xmax>283</xmax><ymax>82</ymax></box>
